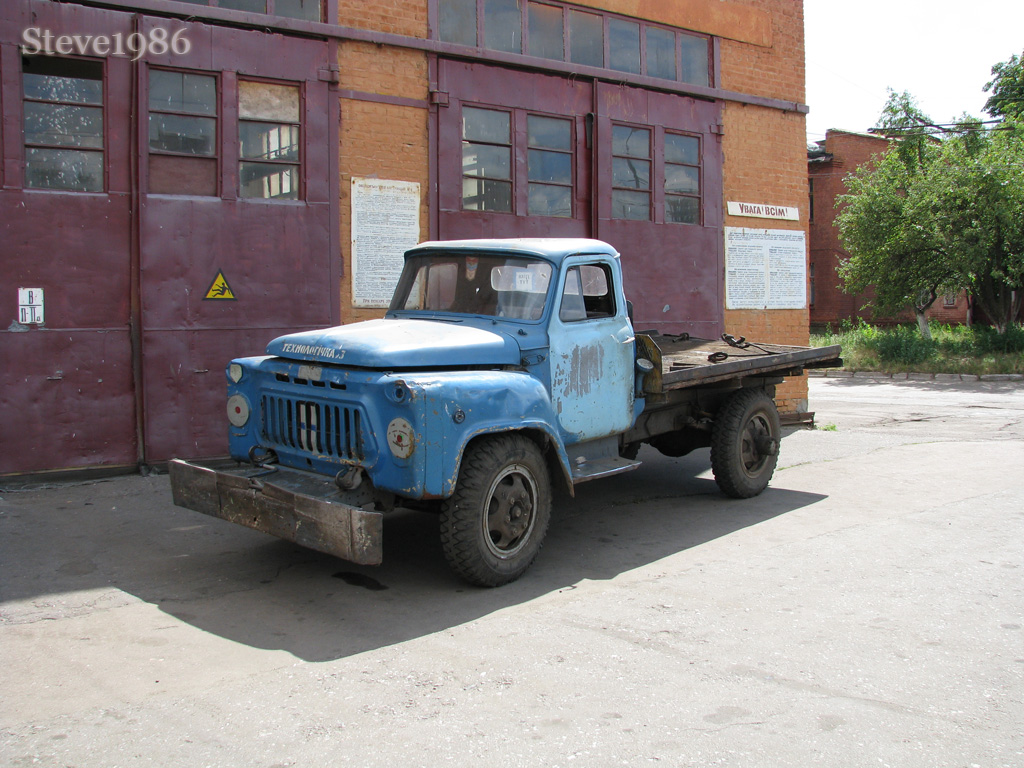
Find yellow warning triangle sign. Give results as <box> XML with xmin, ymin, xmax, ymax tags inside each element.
<box><xmin>204</xmin><ymin>271</ymin><xmax>236</xmax><ymax>300</ymax></box>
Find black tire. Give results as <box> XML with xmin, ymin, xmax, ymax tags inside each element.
<box><xmin>710</xmin><ymin>388</ymin><xmax>781</xmax><ymax>499</ymax></box>
<box><xmin>440</xmin><ymin>434</ymin><xmax>552</xmax><ymax>587</ymax></box>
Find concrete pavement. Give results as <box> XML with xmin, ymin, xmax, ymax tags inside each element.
<box><xmin>2</xmin><ymin>377</ymin><xmax>1022</xmax><ymax>767</ymax></box>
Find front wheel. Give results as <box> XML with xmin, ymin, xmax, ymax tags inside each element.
<box><xmin>440</xmin><ymin>434</ymin><xmax>552</xmax><ymax>587</ymax></box>
<box><xmin>710</xmin><ymin>388</ymin><xmax>781</xmax><ymax>499</ymax></box>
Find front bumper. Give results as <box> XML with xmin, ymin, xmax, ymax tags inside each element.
<box><xmin>169</xmin><ymin>459</ymin><xmax>383</xmax><ymax>565</ymax></box>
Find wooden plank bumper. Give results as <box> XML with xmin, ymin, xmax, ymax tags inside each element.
<box><xmin>169</xmin><ymin>459</ymin><xmax>383</xmax><ymax>565</ymax></box>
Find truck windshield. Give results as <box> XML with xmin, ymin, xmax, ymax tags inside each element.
<box><xmin>390</xmin><ymin>254</ymin><xmax>554</xmax><ymax>320</ymax></box>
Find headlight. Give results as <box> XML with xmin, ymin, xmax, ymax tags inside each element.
<box><xmin>228</xmin><ymin>363</ymin><xmax>244</xmax><ymax>383</ymax></box>
<box><xmin>227</xmin><ymin>394</ymin><xmax>250</xmax><ymax>427</ymax></box>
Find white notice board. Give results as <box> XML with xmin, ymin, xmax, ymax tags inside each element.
<box><xmin>724</xmin><ymin>227</ymin><xmax>807</xmax><ymax>310</ymax></box>
<box><xmin>351</xmin><ymin>178</ymin><xmax>421</xmax><ymax>308</ymax></box>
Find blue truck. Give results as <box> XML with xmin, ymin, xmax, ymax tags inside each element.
<box><xmin>170</xmin><ymin>238</ymin><xmax>841</xmax><ymax>586</ymax></box>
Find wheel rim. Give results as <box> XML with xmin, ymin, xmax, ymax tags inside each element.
<box><xmin>483</xmin><ymin>464</ymin><xmax>538</xmax><ymax>559</ymax></box>
<box><xmin>739</xmin><ymin>412</ymin><xmax>776</xmax><ymax>477</ymax></box>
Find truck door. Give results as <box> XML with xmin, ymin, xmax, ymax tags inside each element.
<box><xmin>548</xmin><ymin>260</ymin><xmax>635</xmax><ymax>443</ymax></box>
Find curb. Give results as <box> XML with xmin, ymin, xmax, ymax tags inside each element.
<box><xmin>807</xmin><ymin>370</ymin><xmax>1023</xmax><ymax>383</ymax></box>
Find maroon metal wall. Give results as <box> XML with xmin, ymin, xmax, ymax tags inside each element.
<box><xmin>435</xmin><ymin>59</ymin><xmax>723</xmax><ymax>337</ymax></box>
<box><xmin>1</xmin><ymin>2</ymin><xmax>337</xmax><ymax>474</ymax></box>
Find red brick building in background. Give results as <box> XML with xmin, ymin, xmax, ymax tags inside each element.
<box><xmin>3</xmin><ymin>0</ymin><xmax>814</xmax><ymax>475</ymax></box>
<box><xmin>807</xmin><ymin>129</ymin><xmax>970</xmax><ymax>329</ymax></box>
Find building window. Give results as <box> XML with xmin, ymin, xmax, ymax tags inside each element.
<box><xmin>462</xmin><ymin>106</ymin><xmax>512</xmax><ymax>212</ymax></box>
<box><xmin>436</xmin><ymin>0</ymin><xmax>711</xmax><ymax>87</ymax></box>
<box><xmin>22</xmin><ymin>56</ymin><xmax>104</xmax><ymax>192</ymax></box>
<box><xmin>944</xmin><ymin>291</ymin><xmax>958</xmax><ymax>307</ymax></box>
<box><xmin>569</xmin><ymin>10</ymin><xmax>603</xmax><ymax>67</ymax></box>
<box><xmin>809</xmin><ymin>263</ymin><xmax>815</xmax><ymax>307</ymax></box>
<box><xmin>172</xmin><ymin>0</ymin><xmax>323</xmax><ymax>22</ymax></box>
<box><xmin>664</xmin><ymin>132</ymin><xmax>700</xmax><ymax>224</ymax></box>
<box><xmin>527</xmin><ymin>115</ymin><xmax>572</xmax><ymax>217</ymax></box>
<box><xmin>148</xmin><ymin>69</ymin><xmax>218</xmax><ymax>195</ymax></box>
<box><xmin>484</xmin><ymin>0</ymin><xmax>522</xmax><ymax>53</ymax></box>
<box><xmin>808</xmin><ymin>177</ymin><xmax>815</xmax><ymax>223</ymax></box>
<box><xmin>611</xmin><ymin>124</ymin><xmax>650</xmax><ymax>221</ymax></box>
<box><xmin>238</xmin><ymin>80</ymin><xmax>301</xmax><ymax>200</ymax></box>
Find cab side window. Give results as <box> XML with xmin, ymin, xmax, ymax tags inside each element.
<box><xmin>559</xmin><ymin>264</ymin><xmax>615</xmax><ymax>322</ymax></box>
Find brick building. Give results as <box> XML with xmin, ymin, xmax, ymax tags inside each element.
<box><xmin>2</xmin><ymin>0</ymin><xmax>813</xmax><ymax>475</ymax></box>
<box><xmin>808</xmin><ymin>129</ymin><xmax>971</xmax><ymax>329</ymax></box>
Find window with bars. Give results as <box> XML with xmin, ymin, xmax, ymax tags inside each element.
<box><xmin>238</xmin><ymin>80</ymin><xmax>302</xmax><ymax>200</ymax></box>
<box><xmin>437</xmin><ymin>0</ymin><xmax>711</xmax><ymax>87</ymax></box>
<box><xmin>148</xmin><ymin>69</ymin><xmax>218</xmax><ymax>196</ymax></box>
<box><xmin>22</xmin><ymin>56</ymin><xmax>104</xmax><ymax>192</ymax></box>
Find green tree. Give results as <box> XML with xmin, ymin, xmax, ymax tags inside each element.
<box><xmin>835</xmin><ymin>92</ymin><xmax>954</xmax><ymax>339</ymax></box>
<box><xmin>984</xmin><ymin>51</ymin><xmax>1024</xmax><ymax>120</ymax></box>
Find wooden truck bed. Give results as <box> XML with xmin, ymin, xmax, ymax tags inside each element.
<box><xmin>636</xmin><ymin>332</ymin><xmax>843</xmax><ymax>394</ymax></box>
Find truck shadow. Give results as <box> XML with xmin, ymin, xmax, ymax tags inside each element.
<box><xmin>0</xmin><ymin>447</ymin><xmax>825</xmax><ymax>663</ymax></box>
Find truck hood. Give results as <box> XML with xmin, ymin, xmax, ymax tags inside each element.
<box><xmin>266</xmin><ymin>318</ymin><xmax>522</xmax><ymax>368</ymax></box>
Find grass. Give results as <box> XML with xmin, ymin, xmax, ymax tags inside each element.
<box><xmin>810</xmin><ymin>320</ymin><xmax>1024</xmax><ymax>376</ymax></box>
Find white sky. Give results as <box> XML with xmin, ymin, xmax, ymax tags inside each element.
<box><xmin>804</xmin><ymin>0</ymin><xmax>1024</xmax><ymax>145</ymax></box>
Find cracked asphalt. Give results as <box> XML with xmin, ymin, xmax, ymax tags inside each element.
<box><xmin>2</xmin><ymin>377</ymin><xmax>1022</xmax><ymax>767</ymax></box>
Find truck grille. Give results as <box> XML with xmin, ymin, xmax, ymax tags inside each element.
<box><xmin>260</xmin><ymin>395</ymin><xmax>366</xmax><ymax>460</ymax></box>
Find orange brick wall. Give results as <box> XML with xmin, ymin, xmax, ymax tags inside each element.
<box><xmin>715</xmin><ymin>0</ymin><xmax>810</xmax><ymax>411</ymax></box>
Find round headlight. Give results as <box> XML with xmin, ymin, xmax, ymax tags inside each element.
<box><xmin>227</xmin><ymin>394</ymin><xmax>250</xmax><ymax>427</ymax></box>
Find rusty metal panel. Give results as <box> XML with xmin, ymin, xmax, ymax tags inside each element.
<box><xmin>595</xmin><ymin>82</ymin><xmax>724</xmax><ymax>338</ymax></box>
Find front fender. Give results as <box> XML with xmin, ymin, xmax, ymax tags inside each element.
<box><xmin>405</xmin><ymin>370</ymin><xmax>573</xmax><ymax>498</ymax></box>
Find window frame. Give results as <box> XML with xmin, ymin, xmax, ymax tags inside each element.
<box><xmin>435</xmin><ymin>0</ymin><xmax>713</xmax><ymax>88</ymax></box>
<box><xmin>237</xmin><ymin>76</ymin><xmax>304</xmax><ymax>202</ymax></box>
<box><xmin>166</xmin><ymin>0</ymin><xmax>326</xmax><ymax>23</ymax></box>
<box><xmin>610</xmin><ymin>121</ymin><xmax>652</xmax><ymax>222</ymax></box>
<box><xmin>663</xmin><ymin>129</ymin><xmax>702</xmax><ymax>226</ymax></box>
<box><xmin>146</xmin><ymin>66</ymin><xmax>220</xmax><ymax>197</ymax></box>
<box><xmin>21</xmin><ymin>54</ymin><xmax>107</xmax><ymax>194</ymax></box>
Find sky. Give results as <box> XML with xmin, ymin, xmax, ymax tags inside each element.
<box><xmin>804</xmin><ymin>0</ymin><xmax>1024</xmax><ymax>145</ymax></box>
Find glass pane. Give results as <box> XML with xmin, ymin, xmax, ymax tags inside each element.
<box><xmin>665</xmin><ymin>133</ymin><xmax>699</xmax><ymax>165</ymax></box>
<box><xmin>611</xmin><ymin>189</ymin><xmax>649</xmax><ymax>220</ymax></box>
<box><xmin>680</xmin><ymin>34</ymin><xmax>710</xmax><ymax>87</ymax></box>
<box><xmin>239</xmin><ymin>81</ymin><xmax>300</xmax><ymax>122</ymax></box>
<box><xmin>528</xmin><ymin>2</ymin><xmax>563</xmax><ymax>60</ymax></box>
<box><xmin>666</xmin><ymin>195</ymin><xmax>700</xmax><ymax>224</ymax></box>
<box><xmin>25</xmin><ymin>148</ymin><xmax>103</xmax><ymax>192</ymax></box>
<box><xmin>462</xmin><ymin>177</ymin><xmax>512</xmax><ymax>211</ymax></box>
<box><xmin>240</xmin><ymin>121</ymin><xmax>300</xmax><ymax>161</ymax></box>
<box><xmin>240</xmin><ymin>161</ymin><xmax>299</xmax><ymax>199</ymax></box>
<box><xmin>276</xmin><ymin>0</ymin><xmax>322</xmax><ymax>21</ymax></box>
<box><xmin>149</xmin><ymin>71</ymin><xmax>216</xmax><ymax>115</ymax></box>
<box><xmin>527</xmin><ymin>114</ymin><xmax>570</xmax><ymax>150</ymax></box>
<box><xmin>528</xmin><ymin>149</ymin><xmax>570</xmax><ymax>184</ymax></box>
<box><xmin>439</xmin><ymin>0</ymin><xmax>477</xmax><ymax>46</ymax></box>
<box><xmin>608</xmin><ymin>19</ymin><xmax>640</xmax><ymax>74</ymax></box>
<box><xmin>462</xmin><ymin>142</ymin><xmax>511</xmax><ymax>179</ymax></box>
<box><xmin>149</xmin><ymin>155</ymin><xmax>217</xmax><ymax>196</ymax></box>
<box><xmin>646</xmin><ymin>26</ymin><xmax>675</xmax><ymax>80</ymax></box>
<box><xmin>149</xmin><ymin>113</ymin><xmax>216</xmax><ymax>155</ymax></box>
<box><xmin>23</xmin><ymin>57</ymin><xmax>103</xmax><ymax>105</ymax></box>
<box><xmin>218</xmin><ymin>0</ymin><xmax>267</xmax><ymax>11</ymax></box>
<box><xmin>665</xmin><ymin>164</ymin><xmax>699</xmax><ymax>194</ymax></box>
<box><xmin>612</xmin><ymin>125</ymin><xmax>649</xmax><ymax>158</ymax></box>
<box><xmin>569</xmin><ymin>10</ymin><xmax>603</xmax><ymax>68</ymax></box>
<box><xmin>528</xmin><ymin>183</ymin><xmax>571</xmax><ymax>217</ymax></box>
<box><xmin>24</xmin><ymin>102</ymin><xmax>103</xmax><ymax>148</ymax></box>
<box><xmin>612</xmin><ymin>157</ymin><xmax>650</xmax><ymax>190</ymax></box>
<box><xmin>462</xmin><ymin>107</ymin><xmax>509</xmax><ymax>143</ymax></box>
<box><xmin>484</xmin><ymin>0</ymin><xmax>522</xmax><ymax>53</ymax></box>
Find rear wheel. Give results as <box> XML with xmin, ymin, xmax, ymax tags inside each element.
<box><xmin>710</xmin><ymin>388</ymin><xmax>780</xmax><ymax>499</ymax></box>
<box><xmin>440</xmin><ymin>434</ymin><xmax>551</xmax><ymax>587</ymax></box>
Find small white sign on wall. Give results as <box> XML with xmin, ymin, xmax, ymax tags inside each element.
<box><xmin>18</xmin><ymin>288</ymin><xmax>44</xmax><ymax>325</ymax></box>
<box><xmin>724</xmin><ymin>228</ymin><xmax>806</xmax><ymax>310</ymax></box>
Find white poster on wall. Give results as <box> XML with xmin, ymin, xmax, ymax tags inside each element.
<box><xmin>351</xmin><ymin>178</ymin><xmax>421</xmax><ymax>308</ymax></box>
<box><xmin>724</xmin><ymin>227</ymin><xmax>807</xmax><ymax>310</ymax></box>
